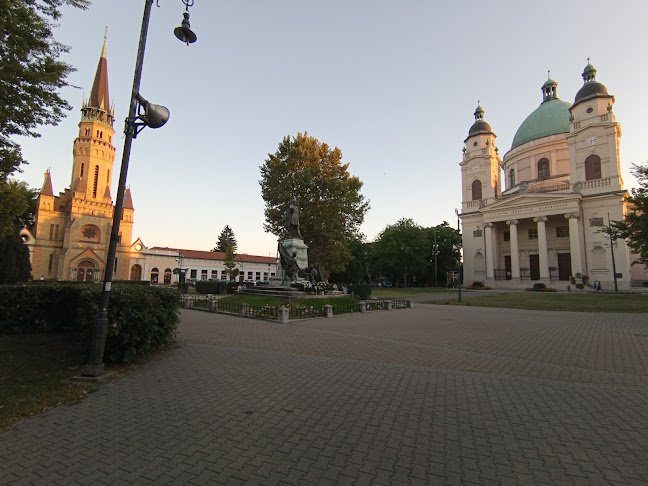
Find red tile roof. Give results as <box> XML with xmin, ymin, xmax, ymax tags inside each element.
<box><xmin>150</xmin><ymin>247</ymin><xmax>276</xmax><ymax>264</ymax></box>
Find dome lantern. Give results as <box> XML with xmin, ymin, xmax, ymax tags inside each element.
<box><xmin>542</xmin><ymin>71</ymin><xmax>558</xmax><ymax>103</ymax></box>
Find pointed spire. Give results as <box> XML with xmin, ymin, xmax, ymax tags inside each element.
<box><xmin>89</xmin><ymin>35</ymin><xmax>110</xmax><ymax>111</ymax></box>
<box><xmin>103</xmin><ymin>185</ymin><xmax>111</xmax><ymax>200</ymax></box>
<box><xmin>124</xmin><ymin>188</ymin><xmax>134</xmax><ymax>210</ymax></box>
<box><xmin>41</xmin><ymin>170</ymin><xmax>54</xmax><ymax>196</ymax></box>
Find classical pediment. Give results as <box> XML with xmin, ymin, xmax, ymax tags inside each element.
<box><xmin>481</xmin><ymin>193</ymin><xmax>581</xmax><ymax>222</ymax></box>
<box><xmin>69</xmin><ymin>247</ymin><xmax>105</xmax><ymax>268</ymax></box>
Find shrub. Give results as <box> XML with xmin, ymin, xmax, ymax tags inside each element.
<box><xmin>532</xmin><ymin>282</ymin><xmax>546</xmax><ymax>290</ymax></box>
<box><xmin>226</xmin><ymin>281</ymin><xmax>240</xmax><ymax>293</ymax></box>
<box><xmin>0</xmin><ymin>283</ymin><xmax>180</xmax><ymax>364</ymax></box>
<box><xmin>353</xmin><ymin>284</ymin><xmax>372</xmax><ymax>300</ymax></box>
<box><xmin>177</xmin><ymin>282</ymin><xmax>189</xmax><ymax>293</ymax></box>
<box><xmin>195</xmin><ymin>280</ymin><xmax>228</xmax><ymax>294</ymax></box>
<box><xmin>472</xmin><ymin>281</ymin><xmax>484</xmax><ymax>288</ymax></box>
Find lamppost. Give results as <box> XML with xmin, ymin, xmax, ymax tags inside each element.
<box><xmin>83</xmin><ymin>0</ymin><xmax>197</xmax><ymax>377</ymax></box>
<box><xmin>606</xmin><ymin>212</ymin><xmax>620</xmax><ymax>293</ymax></box>
<box><xmin>454</xmin><ymin>208</ymin><xmax>462</xmax><ymax>302</ymax></box>
<box><xmin>431</xmin><ymin>229</ymin><xmax>439</xmax><ymax>288</ymax></box>
<box><xmin>176</xmin><ymin>252</ymin><xmax>185</xmax><ymax>283</ymax></box>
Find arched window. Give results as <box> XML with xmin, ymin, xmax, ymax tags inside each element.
<box><xmin>538</xmin><ymin>158</ymin><xmax>550</xmax><ymax>180</ymax></box>
<box><xmin>585</xmin><ymin>155</ymin><xmax>602</xmax><ymax>181</ymax></box>
<box><xmin>164</xmin><ymin>268</ymin><xmax>172</xmax><ymax>285</ymax></box>
<box><xmin>509</xmin><ymin>169</ymin><xmax>515</xmax><ymax>188</ymax></box>
<box><xmin>76</xmin><ymin>261</ymin><xmax>95</xmax><ymax>282</ymax></box>
<box><xmin>150</xmin><ymin>268</ymin><xmax>159</xmax><ymax>284</ymax></box>
<box><xmin>471</xmin><ymin>179</ymin><xmax>482</xmax><ymax>200</ymax></box>
<box><xmin>93</xmin><ymin>165</ymin><xmax>99</xmax><ymax>197</ymax></box>
<box><xmin>130</xmin><ymin>264</ymin><xmax>142</xmax><ymax>281</ymax></box>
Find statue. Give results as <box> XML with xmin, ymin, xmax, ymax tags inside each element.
<box><xmin>300</xmin><ymin>265</ymin><xmax>321</xmax><ymax>284</ymax></box>
<box><xmin>278</xmin><ymin>241</ymin><xmax>300</xmax><ymax>285</ymax></box>
<box><xmin>284</xmin><ymin>201</ymin><xmax>302</xmax><ymax>239</ymax></box>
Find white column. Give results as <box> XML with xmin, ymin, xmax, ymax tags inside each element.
<box><xmin>565</xmin><ymin>213</ymin><xmax>583</xmax><ymax>275</ymax></box>
<box><xmin>534</xmin><ymin>216</ymin><xmax>549</xmax><ymax>280</ymax></box>
<box><xmin>506</xmin><ymin>220</ymin><xmax>520</xmax><ymax>279</ymax></box>
<box><xmin>485</xmin><ymin>223</ymin><xmax>495</xmax><ymax>280</ymax></box>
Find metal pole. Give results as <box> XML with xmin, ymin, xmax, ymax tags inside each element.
<box><xmin>83</xmin><ymin>0</ymin><xmax>154</xmax><ymax>377</ymax></box>
<box><xmin>456</xmin><ymin>210</ymin><xmax>462</xmax><ymax>303</ymax></box>
<box><xmin>434</xmin><ymin>230</ymin><xmax>438</xmax><ymax>288</ymax></box>
<box><xmin>608</xmin><ymin>212</ymin><xmax>619</xmax><ymax>293</ymax></box>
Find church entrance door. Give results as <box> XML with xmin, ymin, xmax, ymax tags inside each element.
<box><xmin>557</xmin><ymin>253</ymin><xmax>572</xmax><ymax>281</ymax></box>
<box><xmin>77</xmin><ymin>261</ymin><xmax>95</xmax><ymax>282</ymax></box>
<box><xmin>529</xmin><ymin>255</ymin><xmax>540</xmax><ymax>281</ymax></box>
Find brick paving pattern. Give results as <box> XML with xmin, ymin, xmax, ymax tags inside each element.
<box><xmin>1</xmin><ymin>305</ymin><xmax>648</xmax><ymax>485</ymax></box>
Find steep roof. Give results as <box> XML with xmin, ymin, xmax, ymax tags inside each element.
<box><xmin>89</xmin><ymin>39</ymin><xmax>109</xmax><ymax>110</ymax></box>
<box><xmin>41</xmin><ymin>170</ymin><xmax>54</xmax><ymax>196</ymax></box>
<box><xmin>123</xmin><ymin>188</ymin><xmax>134</xmax><ymax>209</ymax></box>
<box><xmin>150</xmin><ymin>247</ymin><xmax>276</xmax><ymax>264</ymax></box>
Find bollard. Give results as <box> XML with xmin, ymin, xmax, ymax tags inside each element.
<box><xmin>323</xmin><ymin>304</ymin><xmax>333</xmax><ymax>318</ymax></box>
<box><xmin>239</xmin><ymin>303</ymin><xmax>249</xmax><ymax>317</ymax></box>
<box><xmin>407</xmin><ymin>300</ymin><xmax>414</xmax><ymax>308</ymax></box>
<box><xmin>358</xmin><ymin>301</ymin><xmax>367</xmax><ymax>313</ymax></box>
<box><xmin>209</xmin><ymin>301</ymin><xmax>216</xmax><ymax>311</ymax></box>
<box><xmin>386</xmin><ymin>300</ymin><xmax>392</xmax><ymax>310</ymax></box>
<box><xmin>278</xmin><ymin>307</ymin><xmax>290</xmax><ymax>323</ymax></box>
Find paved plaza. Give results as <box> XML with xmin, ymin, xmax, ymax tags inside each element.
<box><xmin>1</xmin><ymin>304</ymin><xmax>648</xmax><ymax>485</ymax></box>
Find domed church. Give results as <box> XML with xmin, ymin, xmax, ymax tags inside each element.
<box><xmin>459</xmin><ymin>62</ymin><xmax>647</xmax><ymax>289</ymax></box>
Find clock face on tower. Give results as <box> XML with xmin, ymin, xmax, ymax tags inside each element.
<box><xmin>586</xmin><ymin>136</ymin><xmax>598</xmax><ymax>146</ymax></box>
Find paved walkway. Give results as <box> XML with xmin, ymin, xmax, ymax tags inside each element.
<box><xmin>2</xmin><ymin>306</ymin><xmax>648</xmax><ymax>485</ymax></box>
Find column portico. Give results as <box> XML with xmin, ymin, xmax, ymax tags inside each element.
<box><xmin>565</xmin><ymin>213</ymin><xmax>583</xmax><ymax>275</ymax></box>
<box><xmin>506</xmin><ymin>220</ymin><xmax>520</xmax><ymax>280</ymax></box>
<box><xmin>534</xmin><ymin>216</ymin><xmax>550</xmax><ymax>281</ymax></box>
<box><xmin>485</xmin><ymin>223</ymin><xmax>495</xmax><ymax>280</ymax></box>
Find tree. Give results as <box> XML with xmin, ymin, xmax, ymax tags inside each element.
<box><xmin>329</xmin><ymin>237</ymin><xmax>371</xmax><ymax>284</ymax></box>
<box><xmin>423</xmin><ymin>222</ymin><xmax>461</xmax><ymax>287</ymax></box>
<box><xmin>222</xmin><ymin>245</ymin><xmax>238</xmax><ymax>281</ymax></box>
<box><xmin>0</xmin><ymin>0</ymin><xmax>90</xmax><ymax>176</ymax></box>
<box><xmin>369</xmin><ymin>219</ymin><xmax>430</xmax><ymax>287</ymax></box>
<box><xmin>613</xmin><ymin>163</ymin><xmax>648</xmax><ymax>267</ymax></box>
<box><xmin>0</xmin><ymin>181</ymin><xmax>36</xmax><ymax>283</ymax></box>
<box><xmin>213</xmin><ymin>225</ymin><xmax>237</xmax><ymax>253</ymax></box>
<box><xmin>260</xmin><ymin>132</ymin><xmax>369</xmax><ymax>280</ymax></box>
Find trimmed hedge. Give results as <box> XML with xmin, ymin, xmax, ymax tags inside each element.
<box><xmin>0</xmin><ymin>283</ymin><xmax>180</xmax><ymax>364</ymax></box>
<box><xmin>195</xmin><ymin>280</ymin><xmax>228</xmax><ymax>295</ymax></box>
<box><xmin>353</xmin><ymin>284</ymin><xmax>372</xmax><ymax>300</ymax></box>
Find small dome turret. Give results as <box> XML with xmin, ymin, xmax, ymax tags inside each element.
<box><xmin>541</xmin><ymin>71</ymin><xmax>558</xmax><ymax>102</ymax></box>
<box><xmin>574</xmin><ymin>60</ymin><xmax>611</xmax><ymax>105</ymax></box>
<box><xmin>466</xmin><ymin>103</ymin><xmax>492</xmax><ymax>139</ymax></box>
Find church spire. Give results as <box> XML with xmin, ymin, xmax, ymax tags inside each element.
<box><xmin>89</xmin><ymin>34</ymin><xmax>110</xmax><ymax>111</ymax></box>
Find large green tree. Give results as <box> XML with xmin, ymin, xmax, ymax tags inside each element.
<box><xmin>0</xmin><ymin>0</ymin><xmax>90</xmax><ymax>176</ymax></box>
<box><xmin>613</xmin><ymin>163</ymin><xmax>648</xmax><ymax>267</ymax></box>
<box><xmin>212</xmin><ymin>225</ymin><xmax>237</xmax><ymax>253</ymax></box>
<box><xmin>222</xmin><ymin>245</ymin><xmax>239</xmax><ymax>281</ymax></box>
<box><xmin>370</xmin><ymin>219</ymin><xmax>430</xmax><ymax>287</ymax></box>
<box><xmin>260</xmin><ymin>132</ymin><xmax>369</xmax><ymax>280</ymax></box>
<box><xmin>424</xmin><ymin>222</ymin><xmax>462</xmax><ymax>287</ymax></box>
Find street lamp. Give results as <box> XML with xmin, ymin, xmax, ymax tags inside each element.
<box><xmin>83</xmin><ymin>0</ymin><xmax>197</xmax><ymax>377</ymax></box>
<box><xmin>454</xmin><ymin>208</ymin><xmax>462</xmax><ymax>303</ymax></box>
<box><xmin>431</xmin><ymin>229</ymin><xmax>439</xmax><ymax>288</ymax></box>
<box><xmin>605</xmin><ymin>212</ymin><xmax>620</xmax><ymax>293</ymax></box>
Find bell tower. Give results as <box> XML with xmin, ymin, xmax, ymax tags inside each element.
<box><xmin>71</xmin><ymin>37</ymin><xmax>116</xmax><ymax>204</ymax></box>
<box><xmin>460</xmin><ymin>104</ymin><xmax>502</xmax><ymax>211</ymax></box>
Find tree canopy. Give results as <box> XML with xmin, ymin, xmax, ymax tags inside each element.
<box><xmin>213</xmin><ymin>225</ymin><xmax>237</xmax><ymax>253</ymax></box>
<box><xmin>222</xmin><ymin>244</ymin><xmax>238</xmax><ymax>281</ymax></box>
<box><xmin>0</xmin><ymin>0</ymin><xmax>90</xmax><ymax>176</ymax></box>
<box><xmin>614</xmin><ymin>163</ymin><xmax>648</xmax><ymax>267</ymax></box>
<box><xmin>260</xmin><ymin>132</ymin><xmax>369</xmax><ymax>280</ymax></box>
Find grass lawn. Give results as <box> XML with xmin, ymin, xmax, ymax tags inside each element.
<box><xmin>426</xmin><ymin>292</ymin><xmax>648</xmax><ymax>313</ymax></box>
<box><xmin>0</xmin><ymin>333</ymin><xmax>95</xmax><ymax>433</ymax></box>
<box><xmin>372</xmin><ymin>287</ymin><xmax>456</xmax><ymax>299</ymax></box>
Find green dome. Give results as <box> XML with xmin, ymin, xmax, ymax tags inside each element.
<box><xmin>511</xmin><ymin>98</ymin><xmax>572</xmax><ymax>149</ymax></box>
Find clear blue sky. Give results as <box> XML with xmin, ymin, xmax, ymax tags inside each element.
<box><xmin>15</xmin><ymin>0</ymin><xmax>648</xmax><ymax>257</ymax></box>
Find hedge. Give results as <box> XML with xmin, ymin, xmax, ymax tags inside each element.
<box><xmin>195</xmin><ymin>280</ymin><xmax>228</xmax><ymax>294</ymax></box>
<box><xmin>0</xmin><ymin>283</ymin><xmax>180</xmax><ymax>364</ymax></box>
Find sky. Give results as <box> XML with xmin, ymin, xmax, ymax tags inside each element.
<box><xmin>15</xmin><ymin>0</ymin><xmax>648</xmax><ymax>257</ymax></box>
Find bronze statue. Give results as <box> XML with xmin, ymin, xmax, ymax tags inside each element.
<box><xmin>278</xmin><ymin>241</ymin><xmax>299</xmax><ymax>285</ymax></box>
<box><xmin>284</xmin><ymin>201</ymin><xmax>302</xmax><ymax>239</ymax></box>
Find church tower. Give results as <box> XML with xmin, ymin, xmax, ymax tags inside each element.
<box><xmin>460</xmin><ymin>104</ymin><xmax>502</xmax><ymax>211</ymax></box>
<box><xmin>28</xmin><ymin>36</ymin><xmax>135</xmax><ymax>282</ymax></box>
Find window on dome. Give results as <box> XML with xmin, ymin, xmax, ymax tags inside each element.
<box><xmin>538</xmin><ymin>159</ymin><xmax>550</xmax><ymax>180</ymax></box>
<box><xmin>471</xmin><ymin>180</ymin><xmax>482</xmax><ymax>200</ymax></box>
<box><xmin>509</xmin><ymin>169</ymin><xmax>515</xmax><ymax>188</ymax></box>
<box><xmin>585</xmin><ymin>155</ymin><xmax>601</xmax><ymax>181</ymax></box>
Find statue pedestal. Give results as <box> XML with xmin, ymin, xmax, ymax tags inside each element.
<box><xmin>283</xmin><ymin>238</ymin><xmax>308</xmax><ymax>271</ymax></box>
